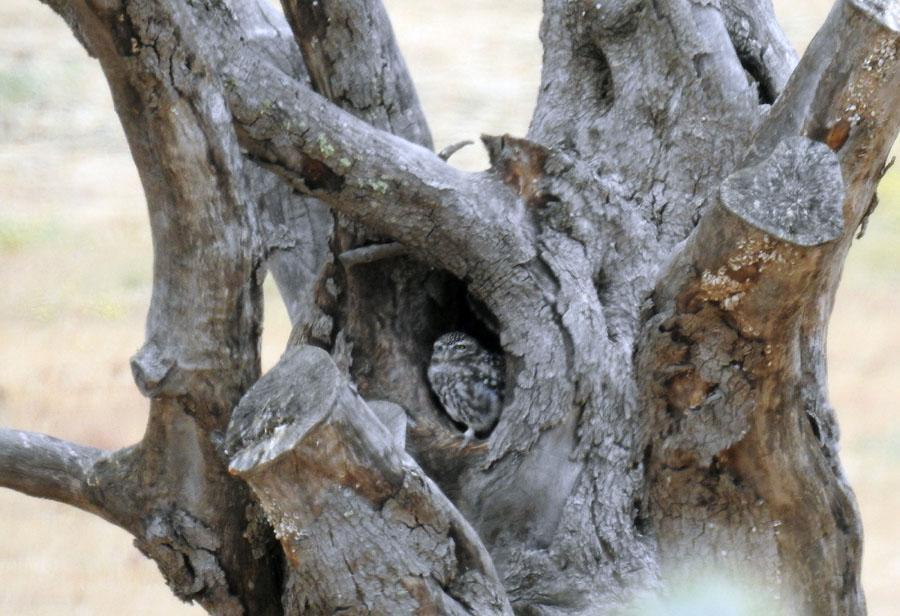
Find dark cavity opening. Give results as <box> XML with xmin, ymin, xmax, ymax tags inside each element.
<box><xmin>432</xmin><ymin>274</ymin><xmax>502</xmax><ymax>354</ymax></box>
<box><xmin>735</xmin><ymin>50</ymin><xmax>776</xmax><ymax>105</ymax></box>
<box><xmin>576</xmin><ymin>43</ymin><xmax>615</xmax><ymax>115</ymax></box>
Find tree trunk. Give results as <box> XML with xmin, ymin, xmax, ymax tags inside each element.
<box><xmin>2</xmin><ymin>0</ymin><xmax>898</xmax><ymax>614</ymax></box>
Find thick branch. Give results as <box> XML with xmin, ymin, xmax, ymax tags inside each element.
<box><xmin>280</xmin><ymin>0</ymin><xmax>432</xmax><ymax>148</ymax></box>
<box><xmin>30</xmin><ymin>1</ymin><xmax>292</xmax><ymax>611</ymax></box>
<box><xmin>228</xmin><ymin>0</ymin><xmax>335</xmax><ymax>329</ymax></box>
<box><xmin>227</xmin><ymin>347</ymin><xmax>513</xmax><ymax>615</ymax></box>
<box><xmin>686</xmin><ymin>0</ymin><xmax>900</xmax><ymax>296</ymax></box>
<box><xmin>224</xmin><ymin>57</ymin><xmax>524</xmax><ymax>276</ymax></box>
<box><xmin>638</xmin><ymin>156</ymin><xmax>852</xmax><ymax>614</ymax></box>
<box><xmin>0</xmin><ymin>429</ymin><xmax>105</xmax><ymax>516</ymax></box>
<box><xmin>637</xmin><ymin>6</ymin><xmax>898</xmax><ymax>612</ymax></box>
<box><xmin>720</xmin><ymin>0</ymin><xmax>799</xmax><ymax>102</ymax></box>
<box><xmin>753</xmin><ymin>0</ymin><xmax>900</xmax><ymax>182</ymax></box>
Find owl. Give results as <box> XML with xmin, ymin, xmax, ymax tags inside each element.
<box><xmin>427</xmin><ymin>331</ymin><xmax>503</xmax><ymax>440</ymax></box>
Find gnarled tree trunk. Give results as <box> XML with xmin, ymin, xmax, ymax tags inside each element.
<box><xmin>2</xmin><ymin>0</ymin><xmax>898</xmax><ymax>614</ymax></box>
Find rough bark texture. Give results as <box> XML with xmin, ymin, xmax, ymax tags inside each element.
<box><xmin>2</xmin><ymin>0</ymin><xmax>898</xmax><ymax>614</ymax></box>
<box><xmin>227</xmin><ymin>346</ymin><xmax>512</xmax><ymax>615</ymax></box>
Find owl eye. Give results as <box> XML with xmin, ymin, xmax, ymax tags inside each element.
<box><xmin>454</xmin><ymin>343</ymin><xmax>469</xmax><ymax>351</ymax></box>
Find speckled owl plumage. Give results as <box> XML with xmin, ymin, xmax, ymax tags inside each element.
<box><xmin>427</xmin><ymin>331</ymin><xmax>503</xmax><ymax>440</ymax></box>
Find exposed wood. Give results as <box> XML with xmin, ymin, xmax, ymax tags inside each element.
<box><xmin>227</xmin><ymin>346</ymin><xmax>512</xmax><ymax>615</ymax></box>
<box><xmin>637</xmin><ymin>4</ymin><xmax>900</xmax><ymax>613</ymax></box>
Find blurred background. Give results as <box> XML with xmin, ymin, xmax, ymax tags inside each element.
<box><xmin>1</xmin><ymin>0</ymin><xmax>896</xmax><ymax>613</ymax></box>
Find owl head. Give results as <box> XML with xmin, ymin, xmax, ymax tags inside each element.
<box><xmin>431</xmin><ymin>331</ymin><xmax>482</xmax><ymax>363</ymax></box>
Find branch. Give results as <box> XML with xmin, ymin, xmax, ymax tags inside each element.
<box><xmin>753</xmin><ymin>0</ymin><xmax>900</xmax><ymax>191</ymax></box>
<box><xmin>638</xmin><ymin>8</ymin><xmax>898</xmax><ymax>607</ymax></box>
<box><xmin>338</xmin><ymin>241</ymin><xmax>409</xmax><ymax>268</ymax></box>
<box><xmin>0</xmin><ymin>429</ymin><xmax>103</xmax><ymax>511</ymax></box>
<box><xmin>226</xmin><ymin>347</ymin><xmax>513</xmax><ymax>615</ymax></box>
<box><xmin>280</xmin><ymin>0</ymin><xmax>432</xmax><ymax>148</ymax></box>
<box><xmin>28</xmin><ymin>1</ymin><xmax>290</xmax><ymax>610</ymax></box>
<box><xmin>249</xmin><ymin>162</ymin><xmax>333</xmax><ymax>327</ymax></box>
<box><xmin>679</xmin><ymin>0</ymin><xmax>900</xmax><ymax>300</ymax></box>
<box><xmin>223</xmin><ymin>57</ymin><xmax>522</xmax><ymax>276</ymax></box>
<box><xmin>656</xmin><ymin>137</ymin><xmax>844</xmax><ymax>345</ymax></box>
<box><xmin>218</xmin><ymin>0</ymin><xmax>525</xmax><ymax>275</ymax></box>
<box><xmin>720</xmin><ymin>0</ymin><xmax>799</xmax><ymax>102</ymax></box>
<box><xmin>227</xmin><ymin>0</ymin><xmax>336</xmax><ymax>329</ymax></box>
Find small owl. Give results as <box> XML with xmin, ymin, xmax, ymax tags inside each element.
<box><xmin>427</xmin><ymin>331</ymin><xmax>503</xmax><ymax>440</ymax></box>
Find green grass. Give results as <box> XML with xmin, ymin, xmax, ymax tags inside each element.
<box><xmin>0</xmin><ymin>66</ymin><xmax>41</xmax><ymax>106</ymax></box>
<box><xmin>0</xmin><ymin>215</ymin><xmax>59</xmax><ymax>254</ymax></box>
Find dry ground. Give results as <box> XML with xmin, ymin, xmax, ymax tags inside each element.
<box><xmin>1</xmin><ymin>0</ymin><xmax>897</xmax><ymax>613</ymax></box>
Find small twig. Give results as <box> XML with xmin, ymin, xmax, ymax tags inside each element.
<box><xmin>856</xmin><ymin>193</ymin><xmax>879</xmax><ymax>239</ymax></box>
<box><xmin>338</xmin><ymin>242</ymin><xmax>409</xmax><ymax>268</ymax></box>
<box><xmin>438</xmin><ymin>139</ymin><xmax>474</xmax><ymax>161</ymax></box>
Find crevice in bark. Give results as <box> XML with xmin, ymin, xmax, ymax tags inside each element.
<box><xmin>735</xmin><ymin>49</ymin><xmax>777</xmax><ymax>105</ymax></box>
<box><xmin>576</xmin><ymin>42</ymin><xmax>615</xmax><ymax>115</ymax></box>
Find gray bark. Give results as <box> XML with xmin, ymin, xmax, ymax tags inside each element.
<box><xmin>2</xmin><ymin>0</ymin><xmax>898</xmax><ymax>614</ymax></box>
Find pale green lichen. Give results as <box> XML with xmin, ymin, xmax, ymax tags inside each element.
<box><xmin>317</xmin><ymin>134</ymin><xmax>335</xmax><ymax>157</ymax></box>
<box><xmin>339</xmin><ymin>157</ymin><xmax>352</xmax><ymax>168</ymax></box>
<box><xmin>368</xmin><ymin>179</ymin><xmax>389</xmax><ymax>194</ymax></box>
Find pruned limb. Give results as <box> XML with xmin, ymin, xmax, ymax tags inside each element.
<box><xmin>227</xmin><ymin>347</ymin><xmax>513</xmax><ymax>615</ymax></box>
<box><xmin>638</xmin><ymin>140</ymin><xmax>857</xmax><ymax>612</ymax></box>
<box><xmin>734</xmin><ymin>0</ymin><xmax>900</xmax><ymax>472</ymax></box>
<box><xmin>0</xmin><ymin>429</ymin><xmax>107</xmax><ymax>518</ymax></box>
<box><xmin>753</xmin><ymin>0</ymin><xmax>900</xmax><ymax>186</ymax></box>
<box><xmin>637</xmin><ymin>4</ymin><xmax>900</xmax><ymax>607</ymax></box>
<box><xmin>719</xmin><ymin>137</ymin><xmax>844</xmax><ymax>247</ymax></box>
